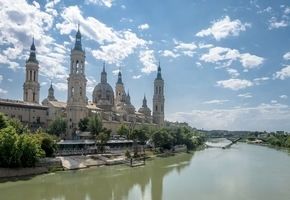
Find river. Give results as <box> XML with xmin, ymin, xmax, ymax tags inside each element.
<box><xmin>1</xmin><ymin>139</ymin><xmax>290</xmax><ymax>200</ymax></box>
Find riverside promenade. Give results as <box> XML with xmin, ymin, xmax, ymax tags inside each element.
<box><xmin>57</xmin><ymin>154</ymin><xmax>128</xmax><ymax>169</ymax></box>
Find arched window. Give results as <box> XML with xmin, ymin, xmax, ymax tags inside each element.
<box><xmin>71</xmin><ymin>87</ymin><xmax>74</xmax><ymax>96</ymax></box>
<box><xmin>80</xmin><ymin>87</ymin><xmax>82</xmax><ymax>95</ymax></box>
<box><xmin>76</xmin><ymin>60</ymin><xmax>79</xmax><ymax>73</ymax></box>
<box><xmin>155</xmin><ymin>105</ymin><xmax>158</xmax><ymax>111</ymax></box>
<box><xmin>33</xmin><ymin>92</ymin><xmax>35</xmax><ymax>101</ymax></box>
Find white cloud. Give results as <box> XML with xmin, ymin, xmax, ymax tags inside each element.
<box><xmin>227</xmin><ymin>68</ymin><xmax>239</xmax><ymax>78</ymax></box>
<box><xmin>216</xmin><ymin>78</ymin><xmax>253</xmax><ymax>90</ymax></box>
<box><xmin>283</xmin><ymin>52</ymin><xmax>290</xmax><ymax>60</ymax></box>
<box><xmin>162</xmin><ymin>50</ymin><xmax>179</xmax><ymax>58</ymax></box>
<box><xmin>253</xmin><ymin>77</ymin><xmax>269</xmax><ymax>85</ymax></box>
<box><xmin>132</xmin><ymin>75</ymin><xmax>141</xmax><ymax>79</ymax></box>
<box><xmin>0</xmin><ymin>88</ymin><xmax>8</xmax><ymax>94</ymax></box>
<box><xmin>85</xmin><ymin>0</ymin><xmax>114</xmax><ymax>7</ymax></box>
<box><xmin>54</xmin><ymin>82</ymin><xmax>67</xmax><ymax>91</ymax></box>
<box><xmin>280</xmin><ymin>95</ymin><xmax>287</xmax><ymax>99</ymax></box>
<box><xmin>196</xmin><ymin>16</ymin><xmax>250</xmax><ymax>41</ymax></box>
<box><xmin>240</xmin><ymin>53</ymin><xmax>264</xmax><ymax>68</ymax></box>
<box><xmin>198</xmin><ymin>43</ymin><xmax>214</xmax><ymax>49</ymax></box>
<box><xmin>273</xmin><ymin>65</ymin><xmax>290</xmax><ymax>80</ymax></box>
<box><xmin>253</xmin><ymin>77</ymin><xmax>269</xmax><ymax>82</ymax></box>
<box><xmin>200</xmin><ymin>46</ymin><xmax>264</xmax><ymax>69</ymax></box>
<box><xmin>203</xmin><ymin>100</ymin><xmax>229</xmax><ymax>104</ymax></box>
<box><xmin>139</xmin><ymin>50</ymin><xmax>157</xmax><ymax>74</ymax></box>
<box><xmin>257</xmin><ymin>7</ymin><xmax>272</xmax><ymax>13</ymax></box>
<box><xmin>138</xmin><ymin>23</ymin><xmax>149</xmax><ymax>30</ymax></box>
<box><xmin>0</xmin><ymin>75</ymin><xmax>2</xmax><ymax>82</ymax></box>
<box><xmin>168</xmin><ymin>103</ymin><xmax>290</xmax><ymax>131</ymax></box>
<box><xmin>285</xmin><ymin>7</ymin><xmax>290</xmax><ymax>14</ymax></box>
<box><xmin>269</xmin><ymin>17</ymin><xmax>288</xmax><ymax>29</ymax></box>
<box><xmin>238</xmin><ymin>93</ymin><xmax>252</xmax><ymax>98</ymax></box>
<box><xmin>271</xmin><ymin>100</ymin><xmax>277</xmax><ymax>104</ymax></box>
<box><xmin>196</xmin><ymin>62</ymin><xmax>202</xmax><ymax>68</ymax></box>
<box><xmin>175</xmin><ymin>42</ymin><xmax>197</xmax><ymax>51</ymax></box>
<box><xmin>56</xmin><ymin>6</ymin><xmax>149</xmax><ymax>67</ymax></box>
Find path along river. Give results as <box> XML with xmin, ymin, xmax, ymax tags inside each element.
<box><xmin>1</xmin><ymin>138</ymin><xmax>290</xmax><ymax>200</ymax></box>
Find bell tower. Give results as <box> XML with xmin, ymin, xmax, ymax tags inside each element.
<box><xmin>23</xmin><ymin>38</ymin><xmax>40</xmax><ymax>104</ymax></box>
<box><xmin>66</xmin><ymin>23</ymin><xmax>87</xmax><ymax>139</ymax></box>
<box><xmin>115</xmin><ymin>69</ymin><xmax>124</xmax><ymax>105</ymax></box>
<box><xmin>152</xmin><ymin>62</ymin><xmax>165</xmax><ymax>127</ymax></box>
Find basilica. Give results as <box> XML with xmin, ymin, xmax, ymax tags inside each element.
<box><xmin>0</xmin><ymin>26</ymin><xmax>165</xmax><ymax>139</ymax></box>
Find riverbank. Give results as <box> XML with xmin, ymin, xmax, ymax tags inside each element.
<box><xmin>0</xmin><ymin>147</ymin><xmax>189</xmax><ymax>178</ymax></box>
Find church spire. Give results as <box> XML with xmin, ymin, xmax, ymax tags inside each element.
<box><xmin>28</xmin><ymin>37</ymin><xmax>37</xmax><ymax>62</ymax></box>
<box><xmin>142</xmin><ymin>94</ymin><xmax>147</xmax><ymax>107</ymax></box>
<box><xmin>74</xmin><ymin>22</ymin><xmax>83</xmax><ymax>51</ymax></box>
<box><xmin>117</xmin><ymin>68</ymin><xmax>123</xmax><ymax>84</ymax></box>
<box><xmin>101</xmin><ymin>61</ymin><xmax>107</xmax><ymax>83</ymax></box>
<box><xmin>156</xmin><ymin>61</ymin><xmax>163</xmax><ymax>80</ymax></box>
<box><xmin>48</xmin><ymin>80</ymin><xmax>57</xmax><ymax>101</ymax></box>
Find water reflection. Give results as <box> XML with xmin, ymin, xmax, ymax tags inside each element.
<box><xmin>0</xmin><ymin>152</ymin><xmax>193</xmax><ymax>200</ymax></box>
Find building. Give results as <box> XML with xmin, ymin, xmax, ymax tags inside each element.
<box><xmin>0</xmin><ymin>26</ymin><xmax>165</xmax><ymax>139</ymax></box>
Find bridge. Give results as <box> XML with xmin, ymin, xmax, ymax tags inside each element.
<box><xmin>205</xmin><ymin>136</ymin><xmax>266</xmax><ymax>149</ymax></box>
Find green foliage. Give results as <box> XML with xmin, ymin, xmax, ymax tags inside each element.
<box><xmin>47</xmin><ymin>116</ymin><xmax>67</xmax><ymax>137</ymax></box>
<box><xmin>8</xmin><ymin>118</ymin><xmax>23</xmax><ymax>134</ymax></box>
<box><xmin>266</xmin><ymin>133</ymin><xmax>290</xmax><ymax>148</ymax></box>
<box><xmin>101</xmin><ymin>127</ymin><xmax>112</xmax><ymax>136</ymax></box>
<box><xmin>116</xmin><ymin>123</ymin><xmax>129</xmax><ymax>138</ymax></box>
<box><xmin>17</xmin><ymin>133</ymin><xmax>45</xmax><ymax>167</ymax></box>
<box><xmin>22</xmin><ymin>124</ymin><xmax>31</xmax><ymax>134</ymax></box>
<box><xmin>0</xmin><ymin>112</ymin><xmax>8</xmax><ymax>129</ymax></box>
<box><xmin>0</xmin><ymin>126</ymin><xmax>44</xmax><ymax>168</ymax></box>
<box><xmin>150</xmin><ymin>126</ymin><xmax>205</xmax><ymax>151</ymax></box>
<box><xmin>152</xmin><ymin>128</ymin><xmax>174</xmax><ymax>150</ymax></box>
<box><xmin>124</xmin><ymin>148</ymin><xmax>131</xmax><ymax>158</ymax></box>
<box><xmin>0</xmin><ymin>126</ymin><xmax>21</xmax><ymax>167</ymax></box>
<box><xmin>88</xmin><ymin>114</ymin><xmax>103</xmax><ymax>137</ymax></box>
<box><xmin>35</xmin><ymin>133</ymin><xmax>57</xmax><ymax>157</ymax></box>
<box><xmin>78</xmin><ymin>117</ymin><xmax>89</xmax><ymax>132</ymax></box>
<box><xmin>96</xmin><ymin>132</ymin><xmax>110</xmax><ymax>153</ymax></box>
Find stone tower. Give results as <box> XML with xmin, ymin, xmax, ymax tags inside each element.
<box><xmin>47</xmin><ymin>80</ymin><xmax>57</xmax><ymax>101</ymax></box>
<box><xmin>115</xmin><ymin>69</ymin><xmax>124</xmax><ymax>105</ymax></box>
<box><xmin>66</xmin><ymin>24</ymin><xmax>87</xmax><ymax>139</ymax></box>
<box><xmin>152</xmin><ymin>62</ymin><xmax>165</xmax><ymax>127</ymax></box>
<box><xmin>23</xmin><ymin>38</ymin><xmax>40</xmax><ymax>104</ymax></box>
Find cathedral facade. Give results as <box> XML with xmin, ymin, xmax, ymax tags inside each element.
<box><xmin>0</xmin><ymin>27</ymin><xmax>165</xmax><ymax>139</ymax></box>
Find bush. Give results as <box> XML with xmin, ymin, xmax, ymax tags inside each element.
<box><xmin>124</xmin><ymin>149</ymin><xmax>131</xmax><ymax>158</ymax></box>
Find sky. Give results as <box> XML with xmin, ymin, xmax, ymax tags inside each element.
<box><xmin>0</xmin><ymin>0</ymin><xmax>290</xmax><ymax>132</ymax></box>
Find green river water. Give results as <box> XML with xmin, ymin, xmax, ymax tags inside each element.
<box><xmin>1</xmin><ymin>139</ymin><xmax>290</xmax><ymax>200</ymax></box>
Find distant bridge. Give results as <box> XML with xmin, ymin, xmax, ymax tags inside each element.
<box><xmin>205</xmin><ymin>136</ymin><xmax>266</xmax><ymax>149</ymax></box>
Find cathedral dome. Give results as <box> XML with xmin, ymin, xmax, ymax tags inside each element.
<box><xmin>92</xmin><ymin>82</ymin><xmax>114</xmax><ymax>106</ymax></box>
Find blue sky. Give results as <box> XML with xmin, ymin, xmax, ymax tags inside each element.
<box><xmin>1</xmin><ymin>0</ymin><xmax>290</xmax><ymax>132</ymax></box>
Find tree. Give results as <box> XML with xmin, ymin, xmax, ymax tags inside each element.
<box><xmin>152</xmin><ymin>128</ymin><xmax>174</xmax><ymax>150</ymax></box>
<box><xmin>116</xmin><ymin>123</ymin><xmax>129</xmax><ymax>138</ymax></box>
<box><xmin>0</xmin><ymin>112</ymin><xmax>8</xmax><ymax>129</ymax></box>
<box><xmin>88</xmin><ymin>114</ymin><xmax>103</xmax><ymax>150</ymax></box>
<box><xmin>8</xmin><ymin>118</ymin><xmax>23</xmax><ymax>134</ymax></box>
<box><xmin>0</xmin><ymin>126</ymin><xmax>21</xmax><ymax>167</ymax></box>
<box><xmin>78</xmin><ymin>117</ymin><xmax>89</xmax><ymax>132</ymax></box>
<box><xmin>135</xmin><ymin>128</ymin><xmax>149</xmax><ymax>153</ymax></box>
<box><xmin>17</xmin><ymin>133</ymin><xmax>45</xmax><ymax>167</ymax></box>
<box><xmin>35</xmin><ymin>133</ymin><xmax>57</xmax><ymax>157</ymax></box>
<box><xmin>88</xmin><ymin>114</ymin><xmax>103</xmax><ymax>137</ymax></box>
<box><xmin>47</xmin><ymin>116</ymin><xmax>67</xmax><ymax>137</ymax></box>
<box><xmin>96</xmin><ymin>132</ymin><xmax>110</xmax><ymax>153</ymax></box>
